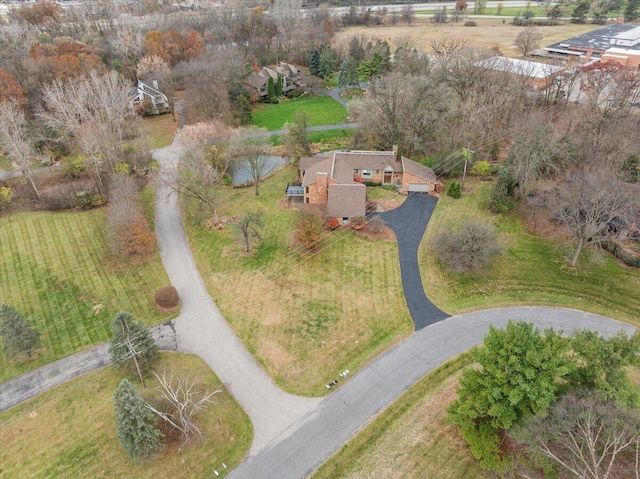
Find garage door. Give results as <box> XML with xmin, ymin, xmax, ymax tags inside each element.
<box><xmin>407</xmin><ymin>183</ymin><xmax>430</xmax><ymax>193</ymax></box>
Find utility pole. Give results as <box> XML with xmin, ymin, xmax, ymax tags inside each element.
<box><xmin>461</xmin><ymin>146</ymin><xmax>474</xmax><ymax>191</ymax></box>
<box><xmin>119</xmin><ymin>315</ymin><xmax>146</xmax><ymax>388</ymax></box>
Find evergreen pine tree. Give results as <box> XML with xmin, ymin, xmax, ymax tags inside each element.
<box><xmin>0</xmin><ymin>304</ymin><xmax>41</xmax><ymax>361</ymax></box>
<box><xmin>267</xmin><ymin>77</ymin><xmax>276</xmax><ymax>102</ymax></box>
<box><xmin>113</xmin><ymin>379</ymin><xmax>163</xmax><ymax>460</ymax></box>
<box><xmin>275</xmin><ymin>74</ymin><xmax>283</xmax><ymax>97</ymax></box>
<box><xmin>625</xmin><ymin>0</ymin><xmax>640</xmax><ymax>20</ymax></box>
<box><xmin>309</xmin><ymin>48</ymin><xmax>320</xmax><ymax>76</ymax></box>
<box><xmin>109</xmin><ymin>312</ymin><xmax>159</xmax><ymax>385</ymax></box>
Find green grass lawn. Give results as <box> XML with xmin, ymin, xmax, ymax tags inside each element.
<box><xmin>143</xmin><ymin>113</ymin><xmax>177</xmax><ymax>149</ymax></box>
<box><xmin>0</xmin><ymin>207</ymin><xmax>174</xmax><ymax>381</ymax></box>
<box><xmin>182</xmin><ymin>167</ymin><xmax>413</xmax><ymax>396</ymax></box>
<box><xmin>420</xmin><ymin>180</ymin><xmax>640</xmax><ymax>325</ymax></box>
<box><xmin>313</xmin><ymin>353</ymin><xmax>487</xmax><ymax>479</ymax></box>
<box><xmin>0</xmin><ymin>353</ymin><xmax>252</xmax><ymax>479</ymax></box>
<box><xmin>251</xmin><ymin>95</ymin><xmax>347</xmax><ymax>131</ymax></box>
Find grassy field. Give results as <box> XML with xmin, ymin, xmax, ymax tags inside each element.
<box><xmin>420</xmin><ymin>180</ymin><xmax>640</xmax><ymax>325</ymax></box>
<box><xmin>143</xmin><ymin>113</ymin><xmax>177</xmax><ymax>149</ymax></box>
<box><xmin>0</xmin><ymin>353</ymin><xmax>252</xmax><ymax>479</ymax></box>
<box><xmin>335</xmin><ymin>18</ymin><xmax>600</xmax><ymax>57</ymax></box>
<box><xmin>312</xmin><ymin>353</ymin><xmax>487</xmax><ymax>479</ymax></box>
<box><xmin>183</xmin><ymin>167</ymin><xmax>413</xmax><ymax>396</ymax></box>
<box><xmin>0</xmin><ymin>208</ymin><xmax>174</xmax><ymax>381</ymax></box>
<box><xmin>251</xmin><ymin>95</ymin><xmax>347</xmax><ymax>131</ymax></box>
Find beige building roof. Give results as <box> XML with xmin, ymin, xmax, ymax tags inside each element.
<box><xmin>301</xmin><ymin>156</ymin><xmax>332</xmax><ymax>187</ymax></box>
<box><xmin>402</xmin><ymin>157</ymin><xmax>437</xmax><ymax>183</ymax></box>
<box><xmin>326</xmin><ymin>184</ymin><xmax>366</xmax><ymax>218</ymax></box>
<box><xmin>334</xmin><ymin>151</ymin><xmax>403</xmax><ymax>172</ymax></box>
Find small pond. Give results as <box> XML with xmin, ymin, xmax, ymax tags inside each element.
<box><xmin>231</xmin><ymin>155</ymin><xmax>288</xmax><ymax>186</ymax></box>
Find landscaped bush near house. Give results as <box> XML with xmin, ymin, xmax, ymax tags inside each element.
<box><xmin>326</xmin><ymin>217</ymin><xmax>341</xmax><ymax>230</ymax></box>
<box><xmin>155</xmin><ymin>286</ymin><xmax>179</xmax><ymax>310</ymax></box>
<box><xmin>464</xmin><ymin>21</ymin><xmax>478</xmax><ymax>26</ymax></box>
<box><xmin>470</xmin><ymin>161</ymin><xmax>492</xmax><ymax>178</ymax></box>
<box><xmin>295</xmin><ymin>208</ymin><xmax>325</xmax><ymax>252</ymax></box>
<box><xmin>350</xmin><ymin>216</ymin><xmax>367</xmax><ymax>230</ymax></box>
<box><xmin>446</xmin><ymin>180</ymin><xmax>462</xmax><ymax>199</ymax></box>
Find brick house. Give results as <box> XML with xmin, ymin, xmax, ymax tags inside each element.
<box><xmin>288</xmin><ymin>148</ymin><xmax>439</xmax><ymax>224</ymax></box>
<box><xmin>244</xmin><ymin>62</ymin><xmax>302</xmax><ymax>101</ymax></box>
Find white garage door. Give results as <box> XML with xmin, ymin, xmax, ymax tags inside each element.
<box><xmin>407</xmin><ymin>183</ymin><xmax>430</xmax><ymax>193</ymax></box>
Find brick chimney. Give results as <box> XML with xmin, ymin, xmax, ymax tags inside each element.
<box><xmin>585</xmin><ymin>48</ymin><xmax>594</xmax><ymax>62</ymax></box>
<box><xmin>393</xmin><ymin>144</ymin><xmax>399</xmax><ymax>162</ymax></box>
<box><xmin>316</xmin><ymin>172</ymin><xmax>328</xmax><ymax>203</ymax></box>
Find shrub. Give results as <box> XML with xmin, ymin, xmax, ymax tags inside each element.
<box><xmin>464</xmin><ymin>20</ymin><xmax>478</xmax><ymax>26</ymax></box>
<box><xmin>488</xmin><ymin>167</ymin><xmax>516</xmax><ymax>213</ymax></box>
<box><xmin>432</xmin><ymin>221</ymin><xmax>502</xmax><ymax>273</ymax></box>
<box><xmin>363</xmin><ymin>181</ymin><xmax>382</xmax><ymax>187</ymax></box>
<box><xmin>350</xmin><ymin>216</ymin><xmax>367</xmax><ymax>230</ymax></box>
<box><xmin>295</xmin><ymin>209</ymin><xmax>325</xmax><ymax>252</ymax></box>
<box><xmin>155</xmin><ymin>286</ymin><xmax>179</xmax><ymax>309</ymax></box>
<box><xmin>326</xmin><ymin>217</ymin><xmax>341</xmax><ymax>230</ymax></box>
<box><xmin>62</xmin><ymin>156</ymin><xmax>87</xmax><ymax>179</ymax></box>
<box><xmin>0</xmin><ymin>186</ymin><xmax>13</xmax><ymax>215</ymax></box>
<box><xmin>446</xmin><ymin>180</ymin><xmax>462</xmax><ymax>199</ymax></box>
<box><xmin>470</xmin><ymin>160</ymin><xmax>492</xmax><ymax>178</ymax></box>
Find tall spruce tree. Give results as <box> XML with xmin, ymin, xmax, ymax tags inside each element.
<box><xmin>113</xmin><ymin>379</ymin><xmax>163</xmax><ymax>460</ymax></box>
<box><xmin>109</xmin><ymin>312</ymin><xmax>159</xmax><ymax>387</ymax></box>
<box><xmin>309</xmin><ymin>48</ymin><xmax>321</xmax><ymax>76</ymax></box>
<box><xmin>0</xmin><ymin>304</ymin><xmax>41</xmax><ymax>361</ymax></box>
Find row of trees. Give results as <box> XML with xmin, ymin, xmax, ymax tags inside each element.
<box><xmin>448</xmin><ymin>320</ymin><xmax>640</xmax><ymax>477</ymax></box>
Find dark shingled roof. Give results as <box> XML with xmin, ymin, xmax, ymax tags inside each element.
<box><xmin>545</xmin><ymin>24</ymin><xmax>640</xmax><ymax>56</ymax></box>
<box><xmin>326</xmin><ymin>184</ymin><xmax>366</xmax><ymax>218</ymax></box>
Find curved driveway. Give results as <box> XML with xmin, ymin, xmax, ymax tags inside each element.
<box><xmin>1</xmin><ymin>138</ymin><xmax>637</xmax><ymax>478</ymax></box>
<box><xmin>152</xmin><ymin>140</ymin><xmax>321</xmax><ymax>455</ymax></box>
<box><xmin>380</xmin><ymin>194</ymin><xmax>450</xmax><ymax>329</ymax></box>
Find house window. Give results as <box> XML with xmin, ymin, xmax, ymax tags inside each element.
<box><xmin>342</xmin><ymin>217</ymin><xmax>349</xmax><ymax>225</ymax></box>
<box><xmin>375</xmin><ymin>169</ymin><xmax>380</xmax><ymax>174</ymax></box>
<box><xmin>361</xmin><ymin>169</ymin><xmax>372</xmax><ymax>179</ymax></box>
<box><xmin>353</xmin><ymin>169</ymin><xmax>358</xmax><ymax>174</ymax></box>
<box><xmin>305</xmin><ymin>186</ymin><xmax>309</xmax><ymax>193</ymax></box>
<box><xmin>306</xmin><ymin>197</ymin><xmax>310</xmax><ymax>204</ymax></box>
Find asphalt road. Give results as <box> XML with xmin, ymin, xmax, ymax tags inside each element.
<box><xmin>229</xmin><ymin>307</ymin><xmax>635</xmax><ymax>479</ymax></box>
<box><xmin>381</xmin><ymin>194</ymin><xmax>450</xmax><ymax>329</ymax></box>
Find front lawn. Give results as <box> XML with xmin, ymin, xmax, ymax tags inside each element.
<box><xmin>420</xmin><ymin>181</ymin><xmax>640</xmax><ymax>325</ymax></box>
<box><xmin>143</xmin><ymin>113</ymin><xmax>177</xmax><ymax>149</ymax></box>
<box><xmin>251</xmin><ymin>95</ymin><xmax>347</xmax><ymax>131</ymax></box>
<box><xmin>183</xmin><ymin>167</ymin><xmax>413</xmax><ymax>396</ymax></box>
<box><xmin>0</xmin><ymin>207</ymin><xmax>174</xmax><ymax>381</ymax></box>
<box><xmin>0</xmin><ymin>353</ymin><xmax>252</xmax><ymax>479</ymax></box>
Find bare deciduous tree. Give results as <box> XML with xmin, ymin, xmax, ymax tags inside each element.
<box><xmin>0</xmin><ymin>100</ymin><xmax>40</xmax><ymax>199</ymax></box>
<box><xmin>39</xmin><ymin>71</ymin><xmax>138</xmax><ymax>193</ymax></box>
<box><xmin>515</xmin><ymin>392</ymin><xmax>640</xmax><ymax>479</ymax></box>
<box><xmin>169</xmin><ymin>144</ymin><xmax>230</xmax><ymax>225</ymax></box>
<box><xmin>235</xmin><ymin>210</ymin><xmax>263</xmax><ymax>253</ymax></box>
<box><xmin>106</xmin><ymin>173</ymin><xmax>155</xmax><ymax>257</ymax></box>
<box><xmin>228</xmin><ymin>126</ymin><xmax>271</xmax><ymax>196</ymax></box>
<box><xmin>146</xmin><ymin>370</ymin><xmax>222</xmax><ymax>441</ymax></box>
<box><xmin>284</xmin><ymin>110</ymin><xmax>311</xmax><ymax>162</ymax></box>
<box><xmin>272</xmin><ymin>0</ymin><xmax>302</xmax><ymax>59</ymax></box>
<box><xmin>514</xmin><ymin>26</ymin><xmax>543</xmax><ymax>56</ymax></box>
<box><xmin>552</xmin><ymin>172</ymin><xmax>638</xmax><ymax>266</ymax></box>
<box><xmin>505</xmin><ymin>114</ymin><xmax>571</xmax><ymax>198</ymax></box>
<box><xmin>430</xmin><ymin>35</ymin><xmax>470</xmax><ymax>60</ymax></box>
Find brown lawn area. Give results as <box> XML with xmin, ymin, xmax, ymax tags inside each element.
<box><xmin>336</xmin><ymin>19</ymin><xmax>601</xmax><ymax>58</ymax></box>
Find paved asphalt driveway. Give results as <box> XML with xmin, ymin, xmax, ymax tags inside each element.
<box><xmin>380</xmin><ymin>193</ymin><xmax>450</xmax><ymax>329</ymax></box>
